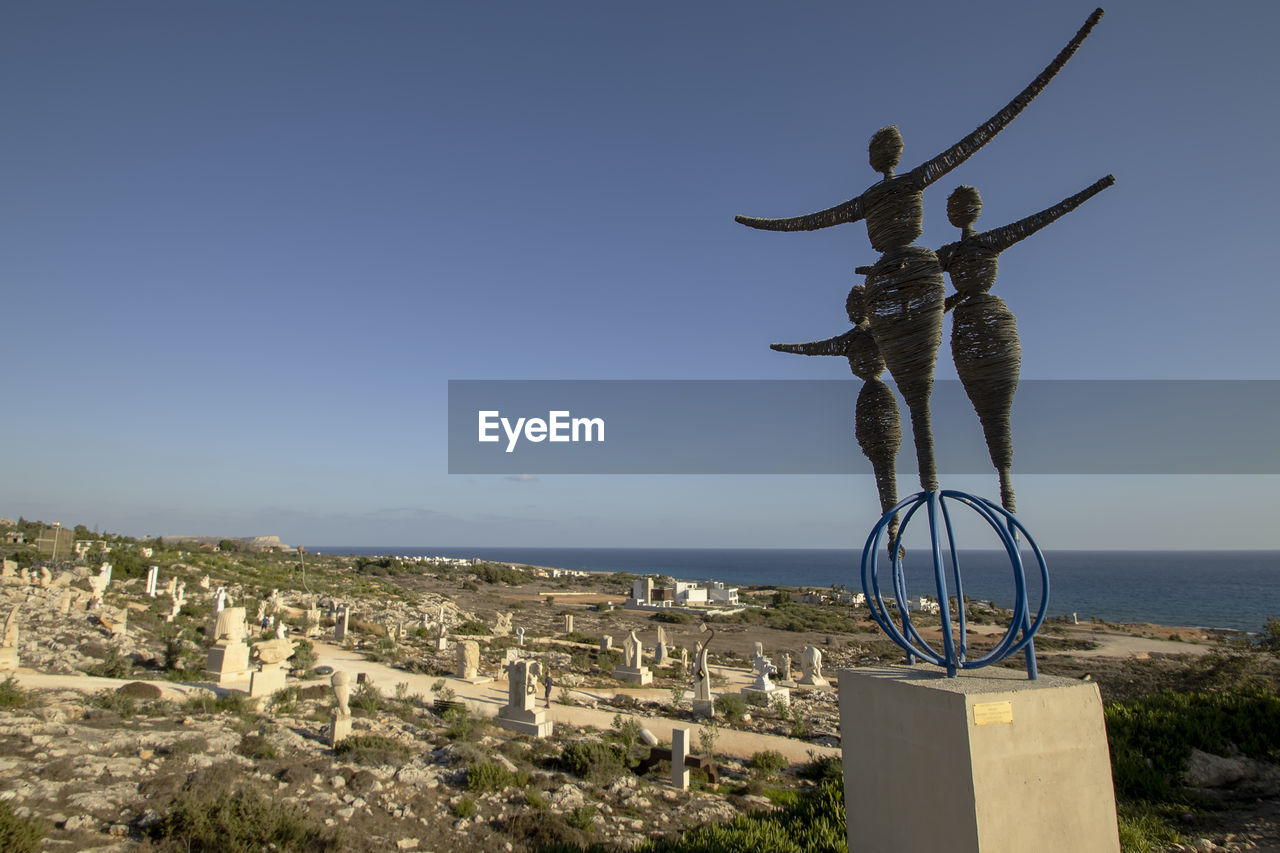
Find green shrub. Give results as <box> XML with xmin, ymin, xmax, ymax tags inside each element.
<box><xmin>89</xmin><ymin>689</ymin><xmax>138</xmax><ymax>717</ymax></box>
<box><xmin>86</xmin><ymin>647</ymin><xmax>133</xmax><ymax>679</ymax></box>
<box><xmin>797</xmin><ymin>753</ymin><xmax>842</xmax><ymax>785</ymax></box>
<box><xmin>651</xmin><ymin>611</ymin><xmax>692</xmax><ymax>624</ymax></box>
<box><xmin>443</xmin><ymin>706</ymin><xmax>477</xmax><ymax>740</ymax></box>
<box><xmin>270</xmin><ymin>686</ymin><xmax>300</xmax><ymax>714</ymax></box>
<box><xmin>1115</xmin><ymin>802</ymin><xmax>1181</xmax><ymax>853</ymax></box>
<box><xmin>609</xmin><ymin>714</ymin><xmax>643</xmax><ymax>752</ymax></box>
<box><xmin>0</xmin><ymin>676</ymin><xmax>34</xmax><ymax>709</ymax></box>
<box><xmin>452</xmin><ymin>797</ymin><xmax>477</xmax><ymax>818</ymax></box>
<box><xmin>0</xmin><ymin>801</ymin><xmax>48</xmax><ymax>853</ymax></box>
<box><xmin>560</xmin><ymin>740</ymin><xmax>628</xmax><ymax>783</ymax></box>
<box><xmin>789</xmin><ymin>708</ymin><xmax>813</xmax><ymax>739</ymax></box>
<box><xmin>151</xmin><ymin>780</ymin><xmax>338</xmax><ymax>851</ymax></box>
<box><xmin>525</xmin><ymin>790</ymin><xmax>548</xmax><ymax>810</ymax></box>
<box><xmin>466</xmin><ymin>761</ymin><xmax>525</xmax><ymax>792</ymax></box>
<box><xmin>453</xmin><ymin>620</ymin><xmax>490</xmax><ymax>636</ymax></box>
<box><xmin>749</xmin><ymin>750</ymin><xmax>788</xmax><ymax>777</ymax></box>
<box><xmin>714</xmin><ymin>694</ymin><xmax>747</xmax><ymax>724</ymax></box>
<box><xmin>566</xmin><ymin>805</ymin><xmax>597</xmax><ymax>832</ymax></box>
<box><xmin>333</xmin><ymin>735</ymin><xmax>411</xmax><ymax>766</ymax></box>
<box><xmin>1105</xmin><ymin>686</ymin><xmax>1280</xmax><ymax>803</ymax></box>
<box><xmin>183</xmin><ymin>691</ymin><xmax>252</xmax><ymax>717</ymax></box>
<box><xmin>1259</xmin><ymin>616</ymin><xmax>1280</xmax><ymax>655</ymax></box>
<box><xmin>236</xmin><ymin>734</ymin><xmax>279</xmax><ymax>760</ymax></box>
<box><xmin>289</xmin><ymin>639</ymin><xmax>316</xmax><ymax>671</ymax></box>
<box><xmin>634</xmin><ymin>778</ymin><xmax>846</xmax><ymax>853</ymax></box>
<box><xmin>349</xmin><ymin>681</ymin><xmax>382</xmax><ymax>714</ymax></box>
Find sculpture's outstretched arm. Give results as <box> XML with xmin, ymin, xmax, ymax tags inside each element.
<box><xmin>734</xmin><ymin>196</ymin><xmax>863</xmax><ymax>232</ymax></box>
<box><xmin>981</xmin><ymin>175</ymin><xmax>1115</xmax><ymax>253</ymax></box>
<box><xmin>944</xmin><ymin>292</ymin><xmax>964</xmax><ymax>313</ymax></box>
<box><xmin>770</xmin><ymin>328</ymin><xmax>865</xmax><ymax>356</ymax></box>
<box><xmin>911</xmin><ymin>8</ymin><xmax>1105</xmax><ymax>189</ymax></box>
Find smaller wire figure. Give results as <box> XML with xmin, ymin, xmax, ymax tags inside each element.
<box><xmin>772</xmin><ymin>284</ymin><xmax>904</xmax><ymax>547</ymax></box>
<box><xmin>939</xmin><ymin>175</ymin><xmax>1115</xmax><ymax>512</ymax></box>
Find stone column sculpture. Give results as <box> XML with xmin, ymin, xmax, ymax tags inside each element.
<box><xmin>329</xmin><ymin>671</ymin><xmax>352</xmax><ymax>745</ymax></box>
<box><xmin>692</xmin><ymin>625</ymin><xmax>715</xmax><ymax>718</ymax></box>
<box><xmin>454</xmin><ymin>640</ymin><xmax>491</xmax><ymax>684</ymax></box>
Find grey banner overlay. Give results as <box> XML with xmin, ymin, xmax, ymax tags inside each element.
<box><xmin>448</xmin><ymin>380</ymin><xmax>1280</xmax><ymax>475</ymax></box>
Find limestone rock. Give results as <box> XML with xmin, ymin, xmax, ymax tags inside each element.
<box><xmin>1184</xmin><ymin>749</ymin><xmax>1251</xmax><ymax>788</ymax></box>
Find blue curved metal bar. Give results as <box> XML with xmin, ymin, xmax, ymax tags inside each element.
<box><xmin>859</xmin><ymin>489</ymin><xmax>1050</xmax><ymax>679</ymax></box>
<box><xmin>939</xmin><ymin>496</ymin><xmax>967</xmax><ymax>663</ymax></box>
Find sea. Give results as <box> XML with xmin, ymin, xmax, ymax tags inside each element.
<box><xmin>306</xmin><ymin>546</ymin><xmax>1280</xmax><ymax>634</ymax></box>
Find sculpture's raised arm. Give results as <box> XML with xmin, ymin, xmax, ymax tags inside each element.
<box><xmin>911</xmin><ymin>8</ymin><xmax>1105</xmax><ymax>189</ymax></box>
<box><xmin>734</xmin><ymin>196</ymin><xmax>863</xmax><ymax>232</ymax></box>
<box><xmin>981</xmin><ymin>175</ymin><xmax>1115</xmax><ymax>253</ymax></box>
<box><xmin>770</xmin><ymin>328</ymin><xmax>867</xmax><ymax>356</ymax></box>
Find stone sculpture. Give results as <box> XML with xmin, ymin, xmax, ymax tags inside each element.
<box><xmin>692</xmin><ymin>626</ymin><xmax>715</xmax><ymax>718</ymax></box>
<box><xmin>613</xmin><ymin>629</ymin><xmax>653</xmax><ymax>685</ymax></box>
<box><xmin>455</xmin><ymin>640</ymin><xmax>491</xmax><ymax>684</ymax></box>
<box><xmin>654</xmin><ymin>625</ymin><xmax>669</xmax><ymax>666</ymax></box>
<box><xmin>329</xmin><ymin>671</ymin><xmax>352</xmax><ymax>745</ymax></box>
<box><xmin>496</xmin><ymin>658</ymin><xmax>552</xmax><ymax>737</ymax></box>
<box><xmin>797</xmin><ymin>645</ymin><xmax>829</xmax><ymax>688</ymax></box>
<box><xmin>0</xmin><ymin>605</ymin><xmax>19</xmax><ymax>671</ymax></box>
<box><xmin>493</xmin><ymin>611</ymin><xmax>513</xmax><ymax>637</ymax></box>
<box><xmin>205</xmin><ymin>606</ymin><xmax>251</xmax><ymax>684</ymax></box>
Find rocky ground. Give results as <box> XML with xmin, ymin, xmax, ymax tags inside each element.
<box><xmin>0</xmin><ymin>547</ymin><xmax>1278</xmax><ymax>851</ymax></box>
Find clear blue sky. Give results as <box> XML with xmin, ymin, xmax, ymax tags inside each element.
<box><xmin>4</xmin><ymin>1</ymin><xmax>1278</xmax><ymax>549</ymax></box>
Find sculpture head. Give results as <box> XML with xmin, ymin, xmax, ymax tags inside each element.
<box><xmin>846</xmin><ymin>285</ymin><xmax>868</xmax><ymax>324</ymax></box>
<box><xmin>947</xmin><ymin>185</ymin><xmax>983</xmax><ymax>231</ymax></box>
<box><xmin>868</xmin><ymin>126</ymin><xmax>903</xmax><ymax>178</ymax></box>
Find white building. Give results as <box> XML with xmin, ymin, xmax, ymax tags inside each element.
<box><xmin>703</xmin><ymin>581</ymin><xmax>739</xmax><ymax>605</ymax></box>
<box><xmin>673</xmin><ymin>581</ymin><xmax>707</xmax><ymax>606</ymax></box>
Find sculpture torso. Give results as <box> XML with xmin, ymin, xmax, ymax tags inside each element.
<box><xmin>862</xmin><ymin>176</ymin><xmax>925</xmax><ymax>253</ymax></box>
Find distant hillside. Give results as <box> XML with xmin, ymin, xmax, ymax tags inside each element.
<box><xmin>159</xmin><ymin>535</ymin><xmax>292</xmax><ymax>551</ymax></box>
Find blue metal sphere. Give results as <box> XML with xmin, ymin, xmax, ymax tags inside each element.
<box><xmin>860</xmin><ymin>489</ymin><xmax>1049</xmax><ymax>678</ymax></box>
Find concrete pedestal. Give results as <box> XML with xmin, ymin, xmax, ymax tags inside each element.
<box><xmin>742</xmin><ymin>685</ymin><xmax>790</xmax><ymax>709</ymax></box>
<box><xmin>249</xmin><ymin>665</ymin><xmax>287</xmax><ymax>698</ymax></box>
<box><xmin>612</xmin><ymin>666</ymin><xmax>653</xmax><ymax>686</ymax></box>
<box><xmin>205</xmin><ymin>642</ymin><xmax>251</xmax><ymax>684</ymax></box>
<box><xmin>452</xmin><ymin>673</ymin><xmax>492</xmax><ymax>685</ymax></box>
<box><xmin>692</xmin><ymin>699</ymin><xmax>714</xmax><ymax>718</ymax></box>
<box><xmin>839</xmin><ymin>666</ymin><xmax>1120</xmax><ymax>853</ymax></box>
<box><xmin>434</xmin><ymin>637</ymin><xmax>449</xmax><ymax>651</ymax></box>
<box><xmin>495</xmin><ymin>706</ymin><xmax>552</xmax><ymax>738</ymax></box>
<box><xmin>795</xmin><ymin>674</ymin><xmax>830</xmax><ymax>689</ymax></box>
<box><xmin>329</xmin><ymin>712</ymin><xmax>352</xmax><ymax>746</ymax></box>
<box><xmin>0</xmin><ymin>647</ymin><xmax>17</xmax><ymax>671</ymax></box>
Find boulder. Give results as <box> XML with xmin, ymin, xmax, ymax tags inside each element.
<box><xmin>1183</xmin><ymin>748</ymin><xmax>1251</xmax><ymax>788</ymax></box>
